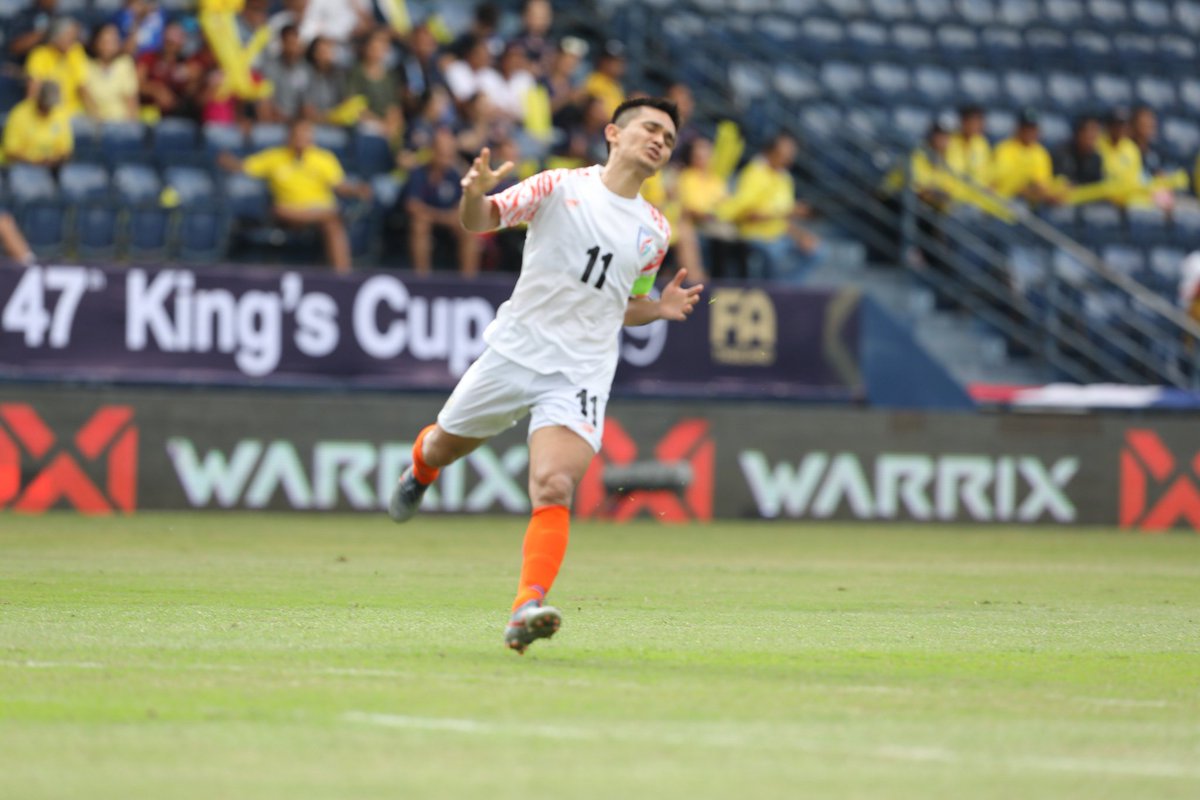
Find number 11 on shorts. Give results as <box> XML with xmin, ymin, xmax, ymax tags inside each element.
<box><xmin>576</xmin><ymin>388</ymin><xmax>598</xmax><ymax>426</ymax></box>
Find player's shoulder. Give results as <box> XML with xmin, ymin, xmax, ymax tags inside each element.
<box><xmin>638</xmin><ymin>196</ymin><xmax>672</xmax><ymax>241</ymax></box>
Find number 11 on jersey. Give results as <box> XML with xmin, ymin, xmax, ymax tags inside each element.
<box><xmin>576</xmin><ymin>388</ymin><xmax>598</xmax><ymax>425</ymax></box>
<box><xmin>581</xmin><ymin>246</ymin><xmax>613</xmax><ymax>290</ymax></box>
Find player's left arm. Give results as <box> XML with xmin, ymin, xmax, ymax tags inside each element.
<box><xmin>624</xmin><ymin>269</ymin><xmax>703</xmax><ymax>326</ymax></box>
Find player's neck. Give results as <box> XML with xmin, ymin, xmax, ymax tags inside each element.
<box><xmin>600</xmin><ymin>161</ymin><xmax>648</xmax><ymax>199</ymax></box>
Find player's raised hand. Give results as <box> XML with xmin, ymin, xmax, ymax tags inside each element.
<box><xmin>461</xmin><ymin>147</ymin><xmax>515</xmax><ymax>198</ymax></box>
<box><xmin>659</xmin><ymin>269</ymin><xmax>704</xmax><ymax>321</ymax></box>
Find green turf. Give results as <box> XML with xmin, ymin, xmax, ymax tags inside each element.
<box><xmin>1</xmin><ymin>513</ymin><xmax>1198</xmax><ymax>799</ymax></box>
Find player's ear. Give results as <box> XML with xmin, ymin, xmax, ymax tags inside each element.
<box><xmin>603</xmin><ymin>122</ymin><xmax>620</xmax><ymax>149</ymax></box>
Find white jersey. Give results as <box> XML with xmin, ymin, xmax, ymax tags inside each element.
<box><xmin>484</xmin><ymin>165</ymin><xmax>671</xmax><ymax>388</ymax></box>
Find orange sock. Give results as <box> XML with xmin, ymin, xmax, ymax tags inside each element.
<box><xmin>512</xmin><ymin>505</ymin><xmax>570</xmax><ymax>611</ymax></box>
<box><xmin>411</xmin><ymin>424</ymin><xmax>440</xmax><ymax>486</ymax></box>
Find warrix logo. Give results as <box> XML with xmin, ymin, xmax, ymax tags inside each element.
<box><xmin>0</xmin><ymin>404</ymin><xmax>138</xmax><ymax>513</ymax></box>
<box><xmin>1119</xmin><ymin>429</ymin><xmax>1200</xmax><ymax>531</ymax></box>
<box><xmin>739</xmin><ymin>450</ymin><xmax>1079</xmax><ymax>522</ymax></box>
<box><xmin>576</xmin><ymin>418</ymin><xmax>714</xmax><ymax>522</ymax></box>
<box><xmin>166</xmin><ymin>438</ymin><xmax>529</xmax><ymax>512</ymax></box>
<box><xmin>709</xmin><ymin>288</ymin><xmax>776</xmax><ymax>366</ymax></box>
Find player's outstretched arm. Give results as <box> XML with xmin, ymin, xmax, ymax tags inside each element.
<box><xmin>460</xmin><ymin>147</ymin><xmax>515</xmax><ymax>233</ymax></box>
<box><xmin>625</xmin><ymin>269</ymin><xmax>704</xmax><ymax>326</ymax></box>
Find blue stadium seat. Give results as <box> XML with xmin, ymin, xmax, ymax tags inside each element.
<box><xmin>1101</xmin><ymin>245</ymin><xmax>1145</xmax><ymax>278</ymax></box>
<box><xmin>224</xmin><ymin>173</ymin><xmax>271</xmax><ymax>221</ymax></box>
<box><xmin>70</xmin><ymin>118</ymin><xmax>103</xmax><ymax>163</ymax></box>
<box><xmin>868</xmin><ymin>0</ymin><xmax>913</xmax><ymax>22</ymax></box>
<box><xmin>58</xmin><ymin>162</ymin><xmax>110</xmax><ymax>203</ymax></box>
<box><xmin>865</xmin><ymin>62</ymin><xmax>912</xmax><ymax>104</ymax></box>
<box><xmin>1112</xmin><ymin>32</ymin><xmax>1157</xmax><ymax>69</ymax></box>
<box><xmin>249</xmin><ymin>122</ymin><xmax>288</xmax><ymax>152</ymax></box>
<box><xmin>9</xmin><ymin>164</ymin><xmax>58</xmax><ymax>202</ymax></box>
<box><xmin>1070</xmin><ymin>29</ymin><xmax>1114</xmax><ymax>70</ymax></box>
<box><xmin>957</xmin><ymin>0</ymin><xmax>996</xmax><ymax>26</ymax></box>
<box><xmin>797</xmin><ymin>17</ymin><xmax>847</xmax><ymax>61</ymax></box>
<box><xmin>1131</xmin><ymin>0</ymin><xmax>1172</xmax><ymax>32</ymax></box>
<box><xmin>0</xmin><ymin>74</ymin><xmax>24</xmax><ymax>113</ymax></box>
<box><xmin>934</xmin><ymin>24</ymin><xmax>981</xmax><ymax>66</ymax></box>
<box><xmin>1091</xmin><ymin>73</ymin><xmax>1133</xmax><ymax>108</ymax></box>
<box><xmin>819</xmin><ymin>61</ymin><xmax>865</xmax><ymax>99</ymax></box>
<box><xmin>172</xmin><ymin>206</ymin><xmax>231</xmax><ymax>262</ymax></box>
<box><xmin>845</xmin><ymin>107</ymin><xmax>890</xmax><ymax>141</ymax></box>
<box><xmin>70</xmin><ymin>202</ymin><xmax>120</xmax><ymax>260</ymax></box>
<box><xmin>892</xmin><ymin>105</ymin><xmax>932</xmax><ymax>145</ymax></box>
<box><xmin>912</xmin><ymin>0</ymin><xmax>953</xmax><ymax>24</ymax></box>
<box><xmin>979</xmin><ymin>26</ymin><xmax>1024</xmax><ymax>66</ymax></box>
<box><xmin>312</xmin><ymin>124</ymin><xmax>351</xmax><ymax>167</ymax></box>
<box><xmin>729</xmin><ymin>62</ymin><xmax>771</xmax><ymax>103</ymax></box>
<box><xmin>1171</xmin><ymin>206</ymin><xmax>1200</xmax><ymax>246</ymax></box>
<box><xmin>997</xmin><ymin>0</ymin><xmax>1037</xmax><ymax>27</ymax></box>
<box><xmin>1044</xmin><ymin>0</ymin><xmax>1085</xmax><ymax>28</ymax></box>
<box><xmin>1162</xmin><ymin>118</ymin><xmax>1200</xmax><ymax>165</ymax></box>
<box><xmin>1157</xmin><ymin>34</ymin><xmax>1198</xmax><ymax>74</ymax></box>
<box><xmin>1149</xmin><ymin>247</ymin><xmax>1185</xmax><ymax>286</ymax></box>
<box><xmin>959</xmin><ymin>68</ymin><xmax>1000</xmax><ymax>106</ymax></box>
<box><xmin>1086</xmin><ymin>0</ymin><xmax>1130</xmax><ymax>31</ymax></box>
<box><xmin>1038</xmin><ymin>112</ymin><xmax>1070</xmax><ymax>147</ymax></box>
<box><xmin>773</xmin><ymin>65</ymin><xmax>822</xmax><ymax>103</ymax></box>
<box><xmin>124</xmin><ymin>206</ymin><xmax>173</xmax><ymax>262</ymax></box>
<box><xmin>798</xmin><ymin>104</ymin><xmax>844</xmax><ymax>140</ymax></box>
<box><xmin>890</xmin><ymin>23</ymin><xmax>934</xmax><ymax>59</ymax></box>
<box><xmin>1127</xmin><ymin>206</ymin><xmax>1171</xmax><ymax>248</ymax></box>
<box><xmin>99</xmin><ymin>121</ymin><xmax>149</xmax><ymax>166</ymax></box>
<box><xmin>1025</xmin><ymin>28</ymin><xmax>1071</xmax><ymax>68</ymax></box>
<box><xmin>203</xmin><ymin>123</ymin><xmax>247</xmax><ymax>161</ymax></box>
<box><xmin>913</xmin><ymin>65</ymin><xmax>957</xmax><ymax>105</ymax></box>
<box><xmin>1002</xmin><ymin>70</ymin><xmax>1044</xmax><ymax>108</ymax></box>
<box><xmin>1045</xmin><ymin>72</ymin><xmax>1090</xmax><ymax>114</ymax></box>
<box><xmin>824</xmin><ymin>0</ymin><xmax>868</xmax><ymax>18</ymax></box>
<box><xmin>113</xmin><ymin>164</ymin><xmax>162</xmax><ymax>204</ymax></box>
<box><xmin>1178</xmin><ymin>79</ymin><xmax>1200</xmax><ymax>115</ymax></box>
<box><xmin>845</xmin><ymin>19</ymin><xmax>890</xmax><ymax>61</ymax></box>
<box><xmin>755</xmin><ymin>14</ymin><xmax>803</xmax><ymax>56</ymax></box>
<box><xmin>152</xmin><ymin>118</ymin><xmax>201</xmax><ymax>165</ymax></box>
<box><xmin>1173</xmin><ymin>1</ymin><xmax>1200</xmax><ymax>35</ymax></box>
<box><xmin>1137</xmin><ymin>76</ymin><xmax>1178</xmax><ymax>116</ymax></box>
<box><xmin>984</xmin><ymin>109</ymin><xmax>1016</xmax><ymax>141</ymax></box>
<box><xmin>163</xmin><ymin>166</ymin><xmax>216</xmax><ymax>205</ymax></box>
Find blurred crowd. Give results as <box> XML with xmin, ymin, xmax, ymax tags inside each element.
<box><xmin>0</xmin><ymin>0</ymin><xmax>824</xmax><ymax>283</ymax></box>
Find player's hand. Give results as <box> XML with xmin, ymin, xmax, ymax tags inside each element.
<box><xmin>461</xmin><ymin>147</ymin><xmax>514</xmax><ymax>198</ymax></box>
<box><xmin>659</xmin><ymin>269</ymin><xmax>703</xmax><ymax>321</ymax></box>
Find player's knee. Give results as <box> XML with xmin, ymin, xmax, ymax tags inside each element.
<box><xmin>529</xmin><ymin>470</ymin><xmax>575</xmax><ymax>508</ymax></box>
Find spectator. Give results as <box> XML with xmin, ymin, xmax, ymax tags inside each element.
<box><xmin>348</xmin><ymin>28</ymin><xmax>402</xmax><ymax>142</ymax></box>
<box><xmin>909</xmin><ymin>120</ymin><xmax>957</xmax><ymax>210</ymax></box>
<box><xmin>455</xmin><ymin>92</ymin><xmax>509</xmax><ymax>160</ymax></box>
<box><xmin>265</xmin><ymin>0</ymin><xmax>308</xmax><ymax>56</ymax></box>
<box><xmin>546</xmin><ymin>37</ymin><xmax>587</xmax><ymax>128</ymax></box>
<box><xmin>489</xmin><ymin>43</ymin><xmax>536</xmax><ymax>124</ymax></box>
<box><xmin>443</xmin><ymin>34</ymin><xmax>501</xmax><ymax>109</ymax></box>
<box><xmin>1053</xmin><ymin>115</ymin><xmax>1104</xmax><ymax>187</ymax></box>
<box><xmin>718</xmin><ymin>132</ymin><xmax>823</xmax><ymax>282</ymax></box>
<box><xmin>259</xmin><ymin>23</ymin><xmax>312</xmax><ymax>123</ymax></box>
<box><xmin>991</xmin><ymin>109</ymin><xmax>1062</xmax><ymax>204</ymax></box>
<box><xmin>397</xmin><ymin>23</ymin><xmax>443</xmax><ymax>119</ymax></box>
<box><xmin>6</xmin><ymin>0</ymin><xmax>58</xmax><ymax>66</ymax></box>
<box><xmin>666</xmin><ymin>82</ymin><xmax>699</xmax><ymax>163</ymax></box>
<box><xmin>449</xmin><ymin>2</ymin><xmax>502</xmax><ymax>61</ymax></box>
<box><xmin>1098</xmin><ymin>107</ymin><xmax>1141</xmax><ymax>193</ymax></box>
<box><xmin>0</xmin><ymin>213</ymin><xmax>38</xmax><ymax>267</ymax></box>
<box><xmin>306</xmin><ymin>36</ymin><xmax>347</xmax><ymax>124</ymax></box>
<box><xmin>404</xmin><ymin>126</ymin><xmax>480</xmax><ymax>276</ymax></box>
<box><xmin>514</xmin><ymin>0</ymin><xmax>554</xmax><ymax>77</ymax></box>
<box><xmin>26</xmin><ymin>17</ymin><xmax>89</xmax><ymax>116</ymax></box>
<box><xmin>1131</xmin><ymin>105</ymin><xmax>1165</xmax><ymax>178</ymax></box>
<box><xmin>114</xmin><ymin>0</ymin><xmax>166</xmax><ymax>58</ymax></box>
<box><xmin>82</xmin><ymin>23</ymin><xmax>139</xmax><ymax>122</ymax></box>
<box><xmin>219</xmin><ymin>118</ymin><xmax>370</xmax><ymax>274</ymax></box>
<box><xmin>298</xmin><ymin>0</ymin><xmax>372</xmax><ymax>46</ymax></box>
<box><xmin>947</xmin><ymin>104</ymin><xmax>990</xmax><ymax>188</ymax></box>
<box><xmin>3</xmin><ymin>81</ymin><xmax>74</xmax><ymax>168</ymax></box>
<box><xmin>1181</xmin><ymin>252</ymin><xmax>1200</xmax><ymax>325</ymax></box>
<box><xmin>582</xmin><ymin>44</ymin><xmax>625</xmax><ymax>118</ymax></box>
<box><xmin>400</xmin><ymin>85</ymin><xmax>453</xmax><ymax>170</ymax></box>
<box><xmin>136</xmin><ymin>20</ymin><xmax>206</xmax><ymax>120</ymax></box>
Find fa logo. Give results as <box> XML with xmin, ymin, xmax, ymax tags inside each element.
<box><xmin>0</xmin><ymin>404</ymin><xmax>138</xmax><ymax>514</ymax></box>
<box><xmin>709</xmin><ymin>288</ymin><xmax>776</xmax><ymax>366</ymax></box>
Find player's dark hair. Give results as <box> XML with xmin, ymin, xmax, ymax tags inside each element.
<box><xmin>610</xmin><ymin>96</ymin><xmax>680</xmax><ymax>132</ymax></box>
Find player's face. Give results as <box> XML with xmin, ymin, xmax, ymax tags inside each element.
<box><xmin>612</xmin><ymin>108</ymin><xmax>677</xmax><ymax>173</ymax></box>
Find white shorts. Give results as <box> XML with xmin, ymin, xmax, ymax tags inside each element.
<box><xmin>436</xmin><ymin>348</ymin><xmax>608</xmax><ymax>452</ymax></box>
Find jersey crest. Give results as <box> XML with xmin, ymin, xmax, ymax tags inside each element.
<box><xmin>636</xmin><ymin>225</ymin><xmax>656</xmax><ymax>262</ymax></box>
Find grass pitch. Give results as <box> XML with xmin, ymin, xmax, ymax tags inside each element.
<box><xmin>1</xmin><ymin>513</ymin><xmax>1198</xmax><ymax>799</ymax></box>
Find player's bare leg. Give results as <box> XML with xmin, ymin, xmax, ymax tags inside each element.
<box><xmin>388</xmin><ymin>424</ymin><xmax>485</xmax><ymax>523</ymax></box>
<box><xmin>505</xmin><ymin>425</ymin><xmax>594</xmax><ymax>654</ymax></box>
